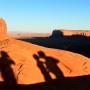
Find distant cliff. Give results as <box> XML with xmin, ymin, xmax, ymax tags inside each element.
<box><xmin>51</xmin><ymin>29</ymin><xmax>90</xmax><ymax>37</ymax></box>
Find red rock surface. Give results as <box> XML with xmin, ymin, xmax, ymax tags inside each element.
<box><xmin>0</xmin><ymin>38</ymin><xmax>90</xmax><ymax>84</ymax></box>
<box><xmin>53</xmin><ymin>29</ymin><xmax>90</xmax><ymax>36</ymax></box>
<box><xmin>0</xmin><ymin>18</ymin><xmax>7</xmax><ymax>34</ymax></box>
<box><xmin>0</xmin><ymin>18</ymin><xmax>90</xmax><ymax>86</ymax></box>
<box><xmin>62</xmin><ymin>30</ymin><xmax>90</xmax><ymax>36</ymax></box>
<box><xmin>0</xmin><ymin>18</ymin><xmax>10</xmax><ymax>41</ymax></box>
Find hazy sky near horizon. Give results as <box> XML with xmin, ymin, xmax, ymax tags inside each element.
<box><xmin>0</xmin><ymin>0</ymin><xmax>90</xmax><ymax>33</ymax></box>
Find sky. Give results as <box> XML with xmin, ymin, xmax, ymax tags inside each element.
<box><xmin>0</xmin><ymin>0</ymin><xmax>90</xmax><ymax>33</ymax></box>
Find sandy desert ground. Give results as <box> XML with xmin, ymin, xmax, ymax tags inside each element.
<box><xmin>0</xmin><ymin>18</ymin><xmax>90</xmax><ymax>90</ymax></box>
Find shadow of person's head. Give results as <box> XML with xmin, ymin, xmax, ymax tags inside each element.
<box><xmin>1</xmin><ymin>51</ymin><xmax>9</xmax><ymax>58</ymax></box>
<box><xmin>0</xmin><ymin>51</ymin><xmax>15</xmax><ymax>65</ymax></box>
<box><xmin>38</xmin><ymin>51</ymin><xmax>46</xmax><ymax>58</ymax></box>
<box><xmin>33</xmin><ymin>54</ymin><xmax>39</xmax><ymax>60</ymax></box>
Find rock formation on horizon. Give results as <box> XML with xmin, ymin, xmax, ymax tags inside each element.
<box><xmin>0</xmin><ymin>18</ymin><xmax>10</xmax><ymax>41</ymax></box>
<box><xmin>51</xmin><ymin>29</ymin><xmax>90</xmax><ymax>37</ymax></box>
<box><xmin>0</xmin><ymin>18</ymin><xmax>7</xmax><ymax>34</ymax></box>
<box><xmin>51</xmin><ymin>30</ymin><xmax>63</xmax><ymax>37</ymax></box>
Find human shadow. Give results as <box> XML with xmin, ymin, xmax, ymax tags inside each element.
<box><xmin>0</xmin><ymin>51</ymin><xmax>17</xmax><ymax>84</ymax></box>
<box><xmin>0</xmin><ymin>51</ymin><xmax>90</xmax><ymax>89</ymax></box>
<box><xmin>33</xmin><ymin>51</ymin><xmax>64</xmax><ymax>82</ymax></box>
<box><xmin>33</xmin><ymin>54</ymin><xmax>52</xmax><ymax>82</ymax></box>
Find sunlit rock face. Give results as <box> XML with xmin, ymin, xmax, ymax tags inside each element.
<box><xmin>51</xmin><ymin>29</ymin><xmax>90</xmax><ymax>37</ymax></box>
<box><xmin>0</xmin><ymin>18</ymin><xmax>7</xmax><ymax>34</ymax></box>
<box><xmin>61</xmin><ymin>30</ymin><xmax>90</xmax><ymax>36</ymax></box>
<box><xmin>0</xmin><ymin>18</ymin><xmax>10</xmax><ymax>41</ymax></box>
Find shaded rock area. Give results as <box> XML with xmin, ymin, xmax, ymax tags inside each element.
<box><xmin>51</xmin><ymin>30</ymin><xmax>63</xmax><ymax>37</ymax></box>
<box><xmin>17</xmin><ymin>33</ymin><xmax>90</xmax><ymax>58</ymax></box>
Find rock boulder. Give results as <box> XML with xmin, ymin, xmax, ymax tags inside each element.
<box><xmin>0</xmin><ymin>18</ymin><xmax>7</xmax><ymax>34</ymax></box>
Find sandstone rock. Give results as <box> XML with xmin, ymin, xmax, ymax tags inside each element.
<box><xmin>0</xmin><ymin>38</ymin><xmax>90</xmax><ymax>84</ymax></box>
<box><xmin>0</xmin><ymin>18</ymin><xmax>10</xmax><ymax>41</ymax></box>
<box><xmin>52</xmin><ymin>29</ymin><xmax>90</xmax><ymax>37</ymax></box>
<box><xmin>0</xmin><ymin>18</ymin><xmax>7</xmax><ymax>34</ymax></box>
<box><xmin>51</xmin><ymin>30</ymin><xmax>63</xmax><ymax>37</ymax></box>
<box><xmin>0</xmin><ymin>18</ymin><xmax>90</xmax><ymax>86</ymax></box>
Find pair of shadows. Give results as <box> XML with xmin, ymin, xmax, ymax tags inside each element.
<box><xmin>33</xmin><ymin>51</ymin><xmax>64</xmax><ymax>82</ymax></box>
<box><xmin>0</xmin><ymin>50</ymin><xmax>63</xmax><ymax>84</ymax></box>
<box><xmin>0</xmin><ymin>51</ymin><xmax>90</xmax><ymax>90</ymax></box>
